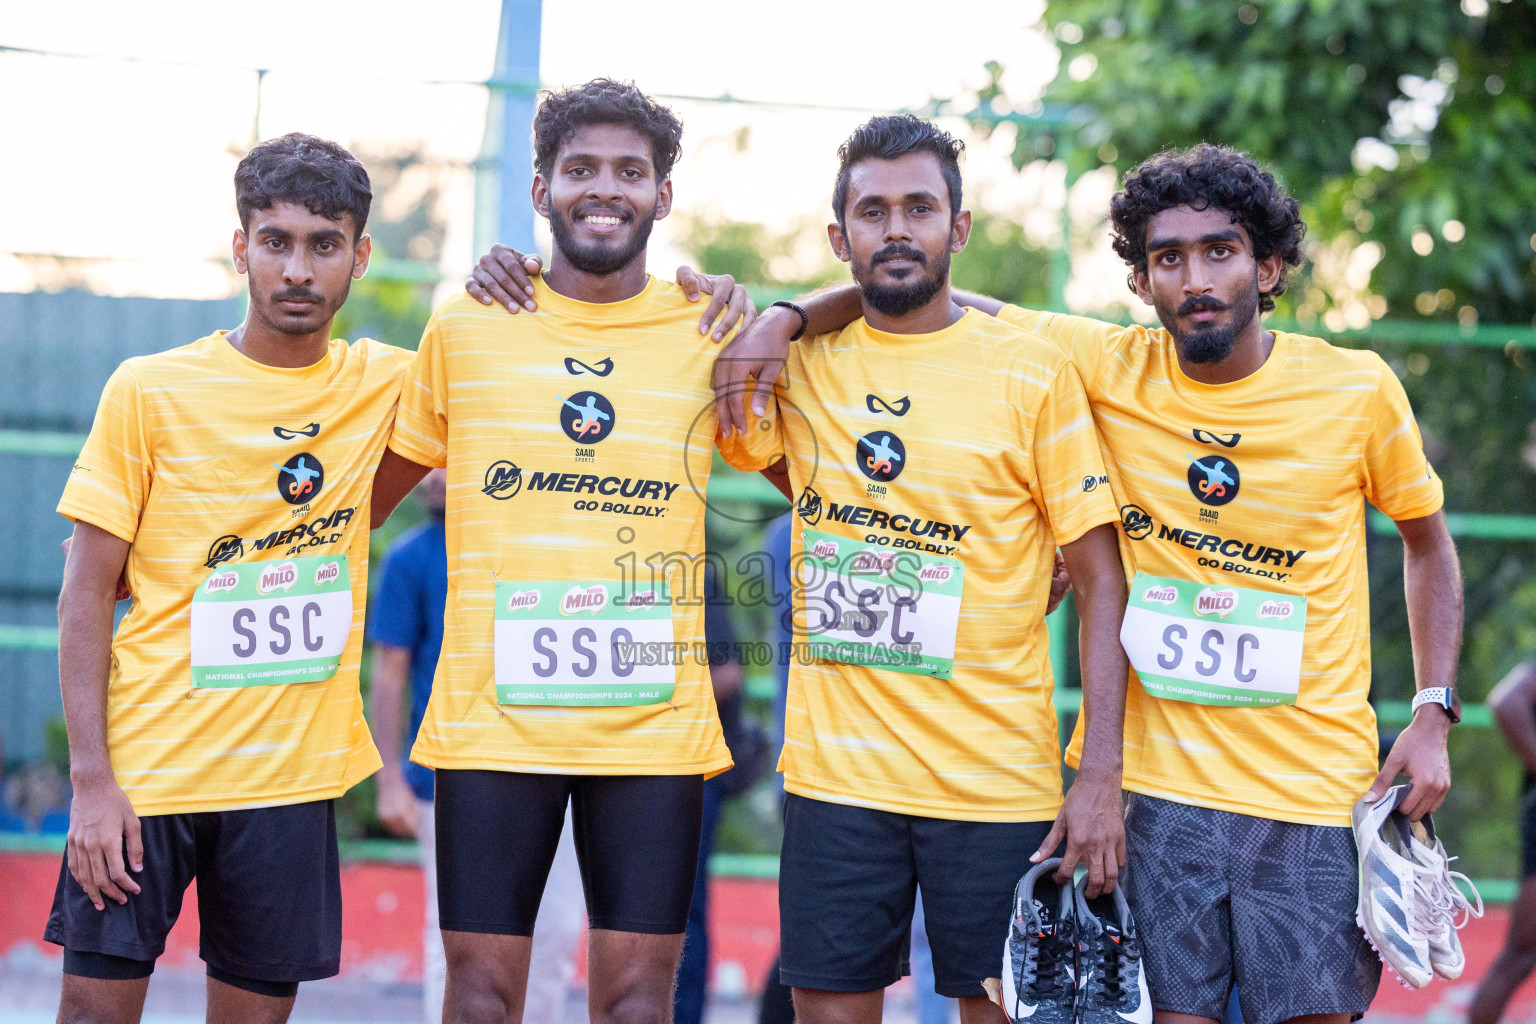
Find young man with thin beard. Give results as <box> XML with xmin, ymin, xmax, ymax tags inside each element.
<box><xmin>713</xmin><ymin>113</ymin><xmax>1131</xmax><ymax>1024</ymax></box>
<box><xmin>369</xmin><ymin>79</ymin><xmax>771</xmax><ymax>1024</ymax></box>
<box><xmin>717</xmin><ymin>143</ymin><xmax>1462</xmax><ymax>1024</ymax></box>
<box><xmin>48</xmin><ymin>133</ymin><xmax>408</xmax><ymax>1024</ymax></box>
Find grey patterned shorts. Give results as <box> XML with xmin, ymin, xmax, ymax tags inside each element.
<box><xmin>1123</xmin><ymin>793</ymin><xmax>1381</xmax><ymax>1024</ymax></box>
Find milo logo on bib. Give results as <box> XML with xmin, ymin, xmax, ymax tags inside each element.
<box><xmin>1121</xmin><ymin>571</ymin><xmax>1307</xmax><ymax>708</ymax></box>
<box><xmin>257</xmin><ymin>561</ymin><xmax>298</xmax><ymax>595</ymax></box>
<box><xmin>560</xmin><ymin>585</ymin><xmax>609</xmax><ymax>615</ymax></box>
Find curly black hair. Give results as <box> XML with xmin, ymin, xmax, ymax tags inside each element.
<box><xmin>832</xmin><ymin>114</ymin><xmax>964</xmax><ymax>228</ymax></box>
<box><xmin>532</xmin><ymin>79</ymin><xmax>684</xmax><ymax>180</ymax></box>
<box><xmin>1110</xmin><ymin>144</ymin><xmax>1306</xmax><ymax>312</ymax></box>
<box><xmin>235</xmin><ymin>133</ymin><xmax>372</xmax><ymax>240</ymax></box>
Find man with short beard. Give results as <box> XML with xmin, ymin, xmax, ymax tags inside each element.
<box><xmin>715</xmin><ymin>113</ymin><xmax>1132</xmax><ymax>1024</ymax></box>
<box><xmin>717</xmin><ymin>143</ymin><xmax>1463</xmax><ymax>1024</ymax></box>
<box><xmin>368</xmin><ymin>79</ymin><xmax>764</xmax><ymax>1024</ymax></box>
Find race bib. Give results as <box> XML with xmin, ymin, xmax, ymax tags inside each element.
<box><xmin>1121</xmin><ymin>571</ymin><xmax>1306</xmax><ymax>707</ymax></box>
<box><xmin>799</xmin><ymin>527</ymin><xmax>963</xmax><ymax>679</ymax></box>
<box><xmin>190</xmin><ymin>554</ymin><xmax>352</xmax><ymax>688</ymax></box>
<box><xmin>493</xmin><ymin>581</ymin><xmax>676</xmax><ymax>706</ymax></box>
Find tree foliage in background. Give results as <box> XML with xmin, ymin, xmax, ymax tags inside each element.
<box><xmin>1018</xmin><ymin>0</ymin><xmax>1536</xmax><ymax>875</ymax></box>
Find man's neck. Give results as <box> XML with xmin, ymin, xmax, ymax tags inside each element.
<box><xmin>1176</xmin><ymin>317</ymin><xmax>1275</xmax><ymax>386</ymax></box>
<box><xmin>861</xmin><ymin>283</ymin><xmax>966</xmax><ymax>335</ymax></box>
<box><xmin>542</xmin><ymin>250</ymin><xmax>649</xmax><ymax>304</ymax></box>
<box><xmin>225</xmin><ymin>313</ymin><xmax>333</xmax><ymax>369</ymax></box>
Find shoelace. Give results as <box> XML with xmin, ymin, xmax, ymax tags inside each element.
<box><xmin>1022</xmin><ymin>928</ymin><xmax>1075</xmax><ymax>1000</ymax></box>
<box><xmin>1421</xmin><ymin>854</ymin><xmax>1485</xmax><ymax>930</ymax></box>
<box><xmin>1083</xmin><ymin>932</ymin><xmax>1133</xmax><ymax>1002</ymax></box>
<box><xmin>1406</xmin><ymin>861</ymin><xmax>1451</xmax><ymax>939</ymax></box>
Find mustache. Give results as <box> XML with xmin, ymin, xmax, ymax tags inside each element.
<box><xmin>1177</xmin><ymin>295</ymin><xmax>1229</xmax><ymax>317</ymax></box>
<box><xmin>871</xmin><ymin>244</ymin><xmax>927</xmax><ymax>266</ymax></box>
<box><xmin>272</xmin><ymin>289</ymin><xmax>323</xmax><ymax>304</ymax></box>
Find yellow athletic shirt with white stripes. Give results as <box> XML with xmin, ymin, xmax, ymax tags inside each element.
<box><xmin>57</xmin><ymin>333</ymin><xmax>410</xmax><ymax>816</ymax></box>
<box><xmin>720</xmin><ymin>310</ymin><xmax>1119</xmax><ymax>821</ymax></box>
<box><xmin>998</xmin><ymin>307</ymin><xmax>1444</xmax><ymax>826</ymax></box>
<box><xmin>390</xmin><ymin>280</ymin><xmax>733</xmax><ymax>777</ymax></box>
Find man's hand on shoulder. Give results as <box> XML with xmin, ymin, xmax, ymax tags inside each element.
<box><xmin>712</xmin><ymin>303</ymin><xmax>800</xmax><ymax>437</ymax></box>
<box><xmin>466</xmin><ymin>245</ymin><xmax>543</xmax><ymax>313</ymax></box>
<box><xmin>675</xmin><ymin>265</ymin><xmax>757</xmax><ymax>341</ymax></box>
<box><xmin>464</xmin><ymin>250</ymin><xmax>756</xmax><ymax>342</ymax></box>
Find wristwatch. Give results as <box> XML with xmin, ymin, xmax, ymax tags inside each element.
<box><xmin>1410</xmin><ymin>686</ymin><xmax>1461</xmax><ymax>724</ymax></box>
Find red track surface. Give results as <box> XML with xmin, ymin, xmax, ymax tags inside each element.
<box><xmin>3</xmin><ymin>850</ymin><xmax>1533</xmax><ymax>1017</ymax></box>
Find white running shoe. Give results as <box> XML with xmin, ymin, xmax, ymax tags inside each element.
<box><xmin>1000</xmin><ymin>858</ymin><xmax>1078</xmax><ymax>1024</ymax></box>
<box><xmin>1405</xmin><ymin>812</ymin><xmax>1484</xmax><ymax>980</ymax></box>
<box><xmin>1075</xmin><ymin>877</ymin><xmax>1152</xmax><ymax>1024</ymax></box>
<box><xmin>1352</xmin><ymin>785</ymin><xmax>1436</xmax><ymax>989</ymax></box>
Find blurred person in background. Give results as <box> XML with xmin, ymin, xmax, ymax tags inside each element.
<box><xmin>1470</xmin><ymin>659</ymin><xmax>1536</xmax><ymax>1024</ymax></box>
<box><xmin>369</xmin><ymin>467</ymin><xmax>585</xmax><ymax>1024</ymax></box>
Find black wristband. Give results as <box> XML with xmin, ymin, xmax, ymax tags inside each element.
<box><xmin>769</xmin><ymin>300</ymin><xmax>809</xmax><ymax>342</ymax></box>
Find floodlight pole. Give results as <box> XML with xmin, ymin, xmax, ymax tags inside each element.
<box><xmin>475</xmin><ymin>0</ymin><xmax>542</xmax><ymax>257</ymax></box>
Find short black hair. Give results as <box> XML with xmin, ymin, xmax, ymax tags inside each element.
<box><xmin>1110</xmin><ymin>144</ymin><xmax>1306</xmax><ymax>312</ymax></box>
<box><xmin>234</xmin><ymin>133</ymin><xmax>372</xmax><ymax>240</ymax></box>
<box><xmin>832</xmin><ymin>114</ymin><xmax>964</xmax><ymax>228</ymax></box>
<box><xmin>532</xmin><ymin>79</ymin><xmax>684</xmax><ymax>179</ymax></box>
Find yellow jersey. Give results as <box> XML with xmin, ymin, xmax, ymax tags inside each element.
<box><xmin>390</xmin><ymin>279</ymin><xmax>736</xmax><ymax>777</ymax></box>
<box><xmin>999</xmin><ymin>307</ymin><xmax>1443</xmax><ymax>826</ymax></box>
<box><xmin>720</xmin><ymin>310</ymin><xmax>1119</xmax><ymax>821</ymax></box>
<box><xmin>57</xmin><ymin>333</ymin><xmax>410</xmax><ymax>816</ymax></box>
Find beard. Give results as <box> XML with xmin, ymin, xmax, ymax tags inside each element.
<box><xmin>253</xmin><ymin>277</ymin><xmax>351</xmax><ymax>336</ymax></box>
<box><xmin>549</xmin><ymin>203</ymin><xmax>657</xmax><ymax>276</ymax></box>
<box><xmin>854</xmin><ymin>243</ymin><xmax>951</xmax><ymax>317</ymax></box>
<box><xmin>1157</xmin><ymin>274</ymin><xmax>1261</xmax><ymax>364</ymax></box>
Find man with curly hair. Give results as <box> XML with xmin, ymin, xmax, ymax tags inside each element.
<box><xmin>369</xmin><ymin>79</ymin><xmax>760</xmax><ymax>1024</ymax></box>
<box><xmin>716</xmin><ymin>143</ymin><xmax>1462</xmax><ymax>1024</ymax></box>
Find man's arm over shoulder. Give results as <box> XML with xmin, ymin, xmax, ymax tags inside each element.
<box><xmin>993</xmin><ymin>306</ymin><xmax>1127</xmax><ymax>393</ymax></box>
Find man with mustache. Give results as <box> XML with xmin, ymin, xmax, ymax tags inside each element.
<box><xmin>717</xmin><ymin>144</ymin><xmax>1462</xmax><ymax>1024</ymax></box>
<box><xmin>368</xmin><ymin>79</ymin><xmax>765</xmax><ymax>1024</ymax></box>
<box><xmin>47</xmin><ymin>133</ymin><xmax>410</xmax><ymax>1024</ymax></box>
<box><xmin>711</xmin><ymin>113</ymin><xmax>1131</xmax><ymax>1024</ymax></box>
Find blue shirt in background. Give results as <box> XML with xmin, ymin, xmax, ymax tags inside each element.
<box><xmin>365</xmin><ymin>518</ymin><xmax>448</xmax><ymax>802</ymax></box>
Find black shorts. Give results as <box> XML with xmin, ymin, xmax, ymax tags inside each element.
<box><xmin>434</xmin><ymin>770</ymin><xmax>703</xmax><ymax>936</ymax></box>
<box><xmin>1123</xmin><ymin>794</ymin><xmax>1380</xmax><ymax>1024</ymax></box>
<box><xmin>1521</xmin><ymin>786</ymin><xmax>1536</xmax><ymax>878</ymax></box>
<box><xmin>44</xmin><ymin>799</ymin><xmax>341</xmax><ymax>989</ymax></box>
<box><xmin>777</xmin><ymin>793</ymin><xmax>1052</xmax><ymax>998</ymax></box>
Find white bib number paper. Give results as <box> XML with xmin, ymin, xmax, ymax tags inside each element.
<box><xmin>190</xmin><ymin>554</ymin><xmax>352</xmax><ymax>688</ymax></box>
<box><xmin>1121</xmin><ymin>571</ymin><xmax>1306</xmax><ymax>707</ymax></box>
<box><xmin>493</xmin><ymin>581</ymin><xmax>676</xmax><ymax>706</ymax></box>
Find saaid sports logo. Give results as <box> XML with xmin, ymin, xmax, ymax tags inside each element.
<box><xmin>856</xmin><ymin>432</ymin><xmax>906</xmax><ymax>483</ymax></box>
<box><xmin>483</xmin><ymin>461</ymin><xmax>522</xmax><ymax>499</ymax></box>
<box><xmin>797</xmin><ymin>486</ymin><xmax>823</xmax><ymax>525</ymax></box>
<box><xmin>559</xmin><ymin>391</ymin><xmax>616</xmax><ymax>443</ymax></box>
<box><xmin>275</xmin><ymin>453</ymin><xmax>324</xmax><ymax>504</ymax></box>
<box><xmin>1187</xmin><ymin>454</ymin><xmax>1239</xmax><ymax>507</ymax></box>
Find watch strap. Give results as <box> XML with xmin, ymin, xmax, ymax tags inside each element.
<box><xmin>1410</xmin><ymin>686</ymin><xmax>1460</xmax><ymax>723</ymax></box>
